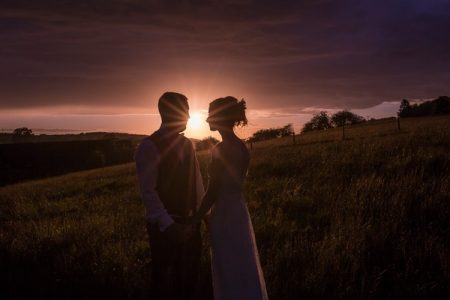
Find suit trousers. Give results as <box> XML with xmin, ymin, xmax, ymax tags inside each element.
<box><xmin>146</xmin><ymin>221</ymin><xmax>202</xmax><ymax>300</ymax></box>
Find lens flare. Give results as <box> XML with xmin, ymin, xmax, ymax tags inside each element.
<box><xmin>188</xmin><ymin>112</ymin><xmax>202</xmax><ymax>130</ymax></box>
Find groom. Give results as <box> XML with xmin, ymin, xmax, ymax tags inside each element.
<box><xmin>135</xmin><ymin>92</ymin><xmax>205</xmax><ymax>300</ymax></box>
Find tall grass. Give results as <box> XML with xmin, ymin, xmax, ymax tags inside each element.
<box><xmin>1</xmin><ymin>116</ymin><xmax>449</xmax><ymax>299</ymax></box>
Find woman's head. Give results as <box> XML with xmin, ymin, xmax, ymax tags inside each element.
<box><xmin>207</xmin><ymin>96</ymin><xmax>247</xmax><ymax>131</ymax></box>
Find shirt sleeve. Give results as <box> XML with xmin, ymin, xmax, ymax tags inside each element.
<box><xmin>135</xmin><ymin>139</ymin><xmax>174</xmax><ymax>232</ymax></box>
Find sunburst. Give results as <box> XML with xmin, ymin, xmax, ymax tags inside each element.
<box><xmin>187</xmin><ymin>112</ymin><xmax>203</xmax><ymax>130</ymax></box>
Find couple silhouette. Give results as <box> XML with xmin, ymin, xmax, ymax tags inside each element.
<box><xmin>135</xmin><ymin>92</ymin><xmax>268</xmax><ymax>300</ymax></box>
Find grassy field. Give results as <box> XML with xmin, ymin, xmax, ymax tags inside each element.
<box><xmin>1</xmin><ymin>116</ymin><xmax>449</xmax><ymax>299</ymax></box>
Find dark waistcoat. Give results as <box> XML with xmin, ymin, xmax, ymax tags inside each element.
<box><xmin>147</xmin><ymin>131</ymin><xmax>197</xmax><ymax>218</ymax></box>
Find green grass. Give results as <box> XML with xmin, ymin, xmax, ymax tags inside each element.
<box><xmin>1</xmin><ymin>116</ymin><xmax>450</xmax><ymax>299</ymax></box>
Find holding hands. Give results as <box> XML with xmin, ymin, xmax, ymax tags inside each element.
<box><xmin>164</xmin><ymin>222</ymin><xmax>196</xmax><ymax>244</ymax></box>
<box><xmin>164</xmin><ymin>214</ymin><xmax>211</xmax><ymax>245</ymax></box>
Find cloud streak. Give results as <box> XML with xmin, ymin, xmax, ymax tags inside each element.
<box><xmin>1</xmin><ymin>0</ymin><xmax>449</xmax><ymax>116</ymax></box>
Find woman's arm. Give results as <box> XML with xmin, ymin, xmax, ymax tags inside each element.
<box><xmin>191</xmin><ymin>160</ymin><xmax>223</xmax><ymax>224</ymax></box>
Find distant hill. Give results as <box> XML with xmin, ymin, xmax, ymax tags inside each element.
<box><xmin>0</xmin><ymin>130</ymin><xmax>204</xmax><ymax>146</ymax></box>
<box><xmin>0</xmin><ymin>131</ymin><xmax>147</xmax><ymax>144</ymax></box>
<box><xmin>0</xmin><ymin>139</ymin><xmax>138</xmax><ymax>186</ymax></box>
<box><xmin>0</xmin><ymin>131</ymin><xmax>204</xmax><ymax>186</ymax></box>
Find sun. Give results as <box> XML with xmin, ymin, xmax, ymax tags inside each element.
<box><xmin>187</xmin><ymin>112</ymin><xmax>203</xmax><ymax>130</ymax></box>
<box><xmin>186</xmin><ymin>111</ymin><xmax>211</xmax><ymax>139</ymax></box>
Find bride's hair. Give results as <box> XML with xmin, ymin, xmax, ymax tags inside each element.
<box><xmin>209</xmin><ymin>96</ymin><xmax>248</xmax><ymax>127</ymax></box>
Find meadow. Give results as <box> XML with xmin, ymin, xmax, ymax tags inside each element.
<box><xmin>1</xmin><ymin>116</ymin><xmax>449</xmax><ymax>299</ymax></box>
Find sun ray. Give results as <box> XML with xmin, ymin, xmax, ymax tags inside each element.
<box><xmin>187</xmin><ymin>112</ymin><xmax>204</xmax><ymax>131</ymax></box>
<box><xmin>188</xmin><ymin>112</ymin><xmax>202</xmax><ymax>130</ymax></box>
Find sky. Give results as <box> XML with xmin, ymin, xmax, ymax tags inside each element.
<box><xmin>1</xmin><ymin>0</ymin><xmax>449</xmax><ymax>138</ymax></box>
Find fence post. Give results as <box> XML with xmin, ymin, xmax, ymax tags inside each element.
<box><xmin>342</xmin><ymin>123</ymin><xmax>345</xmax><ymax>140</ymax></box>
<box><xmin>397</xmin><ymin>115</ymin><xmax>401</xmax><ymax>132</ymax></box>
<box><xmin>292</xmin><ymin>132</ymin><xmax>296</xmax><ymax>145</ymax></box>
<box><xmin>249</xmin><ymin>141</ymin><xmax>253</xmax><ymax>150</ymax></box>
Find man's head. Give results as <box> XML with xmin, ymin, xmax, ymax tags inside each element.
<box><xmin>158</xmin><ymin>92</ymin><xmax>190</xmax><ymax>133</ymax></box>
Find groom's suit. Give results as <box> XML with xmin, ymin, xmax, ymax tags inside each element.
<box><xmin>135</xmin><ymin>127</ymin><xmax>204</xmax><ymax>300</ymax></box>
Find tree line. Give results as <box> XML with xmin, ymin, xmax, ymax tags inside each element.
<box><xmin>398</xmin><ymin>96</ymin><xmax>450</xmax><ymax>118</ymax></box>
<box><xmin>247</xmin><ymin>124</ymin><xmax>294</xmax><ymax>142</ymax></box>
<box><xmin>301</xmin><ymin>110</ymin><xmax>366</xmax><ymax>133</ymax></box>
<box><xmin>241</xmin><ymin>111</ymin><xmax>364</xmax><ymax>143</ymax></box>
<box><xmin>0</xmin><ymin>128</ymin><xmax>146</xmax><ymax>144</ymax></box>
<box><xmin>194</xmin><ymin>136</ymin><xmax>220</xmax><ymax>151</ymax></box>
<box><xmin>0</xmin><ymin>139</ymin><xmax>137</xmax><ymax>186</ymax></box>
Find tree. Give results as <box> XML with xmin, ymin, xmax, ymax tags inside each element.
<box><xmin>433</xmin><ymin>96</ymin><xmax>450</xmax><ymax>115</ymax></box>
<box><xmin>13</xmin><ymin>127</ymin><xmax>33</xmax><ymax>136</ymax></box>
<box><xmin>301</xmin><ymin>122</ymin><xmax>314</xmax><ymax>133</ymax></box>
<box><xmin>398</xmin><ymin>96</ymin><xmax>450</xmax><ymax>117</ymax></box>
<box><xmin>12</xmin><ymin>127</ymin><xmax>33</xmax><ymax>142</ymax></box>
<box><xmin>331</xmin><ymin>110</ymin><xmax>365</xmax><ymax>127</ymax></box>
<box><xmin>248</xmin><ymin>128</ymin><xmax>279</xmax><ymax>142</ymax></box>
<box><xmin>398</xmin><ymin>99</ymin><xmax>411</xmax><ymax>117</ymax></box>
<box><xmin>279</xmin><ymin>124</ymin><xmax>294</xmax><ymax>137</ymax></box>
<box><xmin>301</xmin><ymin>111</ymin><xmax>331</xmax><ymax>133</ymax></box>
<box><xmin>195</xmin><ymin>136</ymin><xmax>220</xmax><ymax>151</ymax></box>
<box><xmin>248</xmin><ymin>124</ymin><xmax>294</xmax><ymax>142</ymax></box>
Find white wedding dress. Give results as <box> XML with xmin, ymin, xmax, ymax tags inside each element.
<box><xmin>208</xmin><ymin>140</ymin><xmax>269</xmax><ymax>300</ymax></box>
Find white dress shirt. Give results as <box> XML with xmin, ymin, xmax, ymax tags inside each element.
<box><xmin>135</xmin><ymin>128</ymin><xmax>205</xmax><ymax>232</ymax></box>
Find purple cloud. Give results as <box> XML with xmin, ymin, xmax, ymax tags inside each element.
<box><xmin>0</xmin><ymin>0</ymin><xmax>449</xmax><ymax>113</ymax></box>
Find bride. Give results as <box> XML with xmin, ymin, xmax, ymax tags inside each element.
<box><xmin>191</xmin><ymin>96</ymin><xmax>269</xmax><ymax>300</ymax></box>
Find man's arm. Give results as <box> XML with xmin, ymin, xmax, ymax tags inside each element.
<box><xmin>135</xmin><ymin>139</ymin><xmax>174</xmax><ymax>232</ymax></box>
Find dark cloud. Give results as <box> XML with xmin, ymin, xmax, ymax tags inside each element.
<box><xmin>1</xmin><ymin>0</ymin><xmax>449</xmax><ymax>112</ymax></box>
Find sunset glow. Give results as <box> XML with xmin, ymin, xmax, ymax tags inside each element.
<box><xmin>188</xmin><ymin>112</ymin><xmax>203</xmax><ymax>130</ymax></box>
<box><xmin>186</xmin><ymin>112</ymin><xmax>210</xmax><ymax>139</ymax></box>
<box><xmin>0</xmin><ymin>1</ymin><xmax>449</xmax><ymax>138</ymax></box>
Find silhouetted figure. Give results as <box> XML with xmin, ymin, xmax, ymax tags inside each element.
<box><xmin>191</xmin><ymin>97</ymin><xmax>269</xmax><ymax>300</ymax></box>
<box><xmin>135</xmin><ymin>92</ymin><xmax>205</xmax><ymax>300</ymax></box>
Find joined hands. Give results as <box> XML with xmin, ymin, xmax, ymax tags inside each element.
<box><xmin>164</xmin><ymin>222</ymin><xmax>196</xmax><ymax>244</ymax></box>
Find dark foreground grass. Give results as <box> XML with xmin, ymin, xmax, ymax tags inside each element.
<box><xmin>1</xmin><ymin>116</ymin><xmax>449</xmax><ymax>299</ymax></box>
